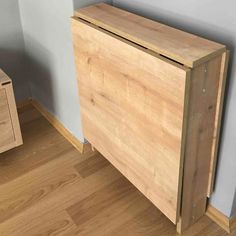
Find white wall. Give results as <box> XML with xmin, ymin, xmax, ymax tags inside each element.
<box><xmin>18</xmin><ymin>0</ymin><xmax>112</xmax><ymax>142</ymax></box>
<box><xmin>113</xmin><ymin>0</ymin><xmax>236</xmax><ymax>218</ymax></box>
<box><xmin>18</xmin><ymin>0</ymin><xmax>85</xmax><ymax>141</ymax></box>
<box><xmin>73</xmin><ymin>0</ymin><xmax>112</xmax><ymax>9</ymax></box>
<box><xmin>0</xmin><ymin>0</ymin><xmax>30</xmax><ymax>101</ymax></box>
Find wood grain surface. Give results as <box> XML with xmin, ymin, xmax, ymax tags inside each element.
<box><xmin>72</xmin><ymin>4</ymin><xmax>229</xmax><ymax>232</ymax></box>
<box><xmin>207</xmin><ymin>51</ymin><xmax>230</xmax><ymax>196</ymax></box>
<box><xmin>177</xmin><ymin>55</ymin><xmax>223</xmax><ymax>232</ymax></box>
<box><xmin>72</xmin><ymin>18</ymin><xmax>190</xmax><ymax>223</ymax></box>
<box><xmin>74</xmin><ymin>3</ymin><xmax>226</xmax><ymax>68</ymax></box>
<box><xmin>0</xmin><ymin>69</ymin><xmax>23</xmax><ymax>153</ymax></box>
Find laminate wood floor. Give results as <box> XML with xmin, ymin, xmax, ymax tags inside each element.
<box><xmin>0</xmin><ymin>105</ymin><xmax>234</xmax><ymax>236</ymax></box>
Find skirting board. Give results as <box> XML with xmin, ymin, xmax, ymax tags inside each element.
<box><xmin>16</xmin><ymin>98</ymin><xmax>32</xmax><ymax>110</ymax></box>
<box><xmin>31</xmin><ymin>100</ymin><xmax>91</xmax><ymax>154</ymax></box>
<box><xmin>206</xmin><ymin>205</ymin><xmax>236</xmax><ymax>233</ymax></box>
<box><xmin>17</xmin><ymin>98</ymin><xmax>91</xmax><ymax>154</ymax></box>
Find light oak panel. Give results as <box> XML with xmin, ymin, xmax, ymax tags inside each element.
<box><xmin>72</xmin><ymin>18</ymin><xmax>190</xmax><ymax>223</ymax></box>
<box><xmin>207</xmin><ymin>51</ymin><xmax>230</xmax><ymax>196</ymax></box>
<box><xmin>0</xmin><ymin>89</ymin><xmax>15</xmax><ymax>147</ymax></box>
<box><xmin>177</xmin><ymin>55</ymin><xmax>223</xmax><ymax>232</ymax></box>
<box><xmin>75</xmin><ymin>3</ymin><xmax>226</xmax><ymax>68</ymax></box>
<box><xmin>0</xmin><ymin>69</ymin><xmax>22</xmax><ymax>153</ymax></box>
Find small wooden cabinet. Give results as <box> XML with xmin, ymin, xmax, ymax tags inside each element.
<box><xmin>0</xmin><ymin>69</ymin><xmax>23</xmax><ymax>153</ymax></box>
<box><xmin>71</xmin><ymin>3</ymin><xmax>229</xmax><ymax>233</ymax></box>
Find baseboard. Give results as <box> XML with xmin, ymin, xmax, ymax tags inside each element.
<box><xmin>206</xmin><ymin>205</ymin><xmax>236</xmax><ymax>233</ymax></box>
<box><xmin>30</xmin><ymin>100</ymin><xmax>91</xmax><ymax>154</ymax></box>
<box><xmin>16</xmin><ymin>98</ymin><xmax>32</xmax><ymax>110</ymax></box>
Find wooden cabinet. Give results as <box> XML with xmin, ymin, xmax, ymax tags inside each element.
<box><xmin>0</xmin><ymin>69</ymin><xmax>23</xmax><ymax>153</ymax></box>
<box><xmin>71</xmin><ymin>3</ymin><xmax>229</xmax><ymax>233</ymax></box>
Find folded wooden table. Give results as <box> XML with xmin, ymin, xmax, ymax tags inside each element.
<box><xmin>71</xmin><ymin>3</ymin><xmax>229</xmax><ymax>233</ymax></box>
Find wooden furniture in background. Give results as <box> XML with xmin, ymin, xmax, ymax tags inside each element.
<box><xmin>71</xmin><ymin>3</ymin><xmax>229</xmax><ymax>233</ymax></box>
<box><xmin>0</xmin><ymin>69</ymin><xmax>23</xmax><ymax>153</ymax></box>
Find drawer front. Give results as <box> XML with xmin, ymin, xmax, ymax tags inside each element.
<box><xmin>72</xmin><ymin>18</ymin><xmax>190</xmax><ymax>223</ymax></box>
<box><xmin>0</xmin><ymin>88</ymin><xmax>15</xmax><ymax>147</ymax></box>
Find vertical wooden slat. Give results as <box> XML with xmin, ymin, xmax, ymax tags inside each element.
<box><xmin>207</xmin><ymin>51</ymin><xmax>230</xmax><ymax>196</ymax></box>
<box><xmin>177</xmin><ymin>55</ymin><xmax>223</xmax><ymax>233</ymax></box>
<box><xmin>5</xmin><ymin>83</ymin><xmax>23</xmax><ymax>147</ymax></box>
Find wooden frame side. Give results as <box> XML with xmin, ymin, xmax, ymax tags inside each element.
<box><xmin>207</xmin><ymin>51</ymin><xmax>230</xmax><ymax>196</ymax></box>
<box><xmin>176</xmin><ymin>70</ymin><xmax>191</xmax><ymax>221</ymax></box>
<box><xmin>0</xmin><ymin>80</ymin><xmax>23</xmax><ymax>153</ymax></box>
<box><xmin>5</xmin><ymin>83</ymin><xmax>23</xmax><ymax>147</ymax></box>
<box><xmin>177</xmin><ymin>54</ymin><xmax>223</xmax><ymax>233</ymax></box>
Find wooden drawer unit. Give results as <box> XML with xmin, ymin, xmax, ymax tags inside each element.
<box><xmin>71</xmin><ymin>3</ymin><xmax>229</xmax><ymax>233</ymax></box>
<box><xmin>0</xmin><ymin>69</ymin><xmax>23</xmax><ymax>153</ymax></box>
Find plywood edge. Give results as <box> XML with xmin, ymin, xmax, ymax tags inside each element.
<box><xmin>74</xmin><ymin>3</ymin><xmax>226</xmax><ymax>68</ymax></box>
<box><xmin>206</xmin><ymin>205</ymin><xmax>231</xmax><ymax>233</ymax></box>
<box><xmin>207</xmin><ymin>50</ymin><xmax>230</xmax><ymax>196</ymax></box>
<box><xmin>31</xmin><ymin>100</ymin><xmax>91</xmax><ymax>154</ymax></box>
<box><xmin>192</xmin><ymin>47</ymin><xmax>227</xmax><ymax>68</ymax></box>
<box><xmin>176</xmin><ymin>70</ymin><xmax>192</xmax><ymax>222</ymax></box>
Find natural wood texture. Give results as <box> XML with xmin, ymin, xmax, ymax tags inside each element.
<box><xmin>74</xmin><ymin>3</ymin><xmax>226</xmax><ymax>68</ymax></box>
<box><xmin>0</xmin><ymin>69</ymin><xmax>23</xmax><ymax>153</ymax></box>
<box><xmin>178</xmin><ymin>55</ymin><xmax>223</xmax><ymax>233</ymax></box>
<box><xmin>74</xmin><ymin>152</ymin><xmax>110</xmax><ymax>178</ymax></box>
<box><xmin>0</xmin><ymin>69</ymin><xmax>11</xmax><ymax>84</ymax></box>
<box><xmin>72</xmin><ymin>18</ymin><xmax>190</xmax><ymax>224</ymax></box>
<box><xmin>206</xmin><ymin>205</ymin><xmax>231</xmax><ymax>233</ymax></box>
<box><xmin>31</xmin><ymin>100</ymin><xmax>91</xmax><ymax>154</ymax></box>
<box><xmin>72</xmin><ymin>4</ymin><xmax>229</xmax><ymax>233</ymax></box>
<box><xmin>0</xmin><ymin>106</ymin><xmax>233</xmax><ymax>236</ymax></box>
<box><xmin>207</xmin><ymin>51</ymin><xmax>230</xmax><ymax>196</ymax></box>
<box><xmin>206</xmin><ymin>205</ymin><xmax>236</xmax><ymax>234</ymax></box>
<box><xmin>231</xmin><ymin>215</ymin><xmax>236</xmax><ymax>233</ymax></box>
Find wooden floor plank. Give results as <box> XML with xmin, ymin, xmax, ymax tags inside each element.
<box><xmin>0</xmin><ymin>160</ymin><xmax>80</xmax><ymax>223</ymax></box>
<box><xmin>0</xmin><ymin>210</ymin><xmax>78</xmax><ymax>236</ymax></box>
<box><xmin>0</xmin><ymin>117</ymin><xmax>72</xmax><ymax>185</ymax></box>
<box><xmin>75</xmin><ymin>152</ymin><xmax>110</xmax><ymax>178</ymax></box>
<box><xmin>105</xmin><ymin>206</ymin><xmax>176</xmax><ymax>236</ymax></box>
<box><xmin>0</xmin><ymin>105</ymin><xmax>235</xmax><ymax>235</ymax></box>
<box><xmin>67</xmin><ymin>177</ymin><xmax>137</xmax><ymax>225</ymax></box>
<box><xmin>73</xmin><ymin>191</ymin><xmax>152</xmax><ymax>236</ymax></box>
